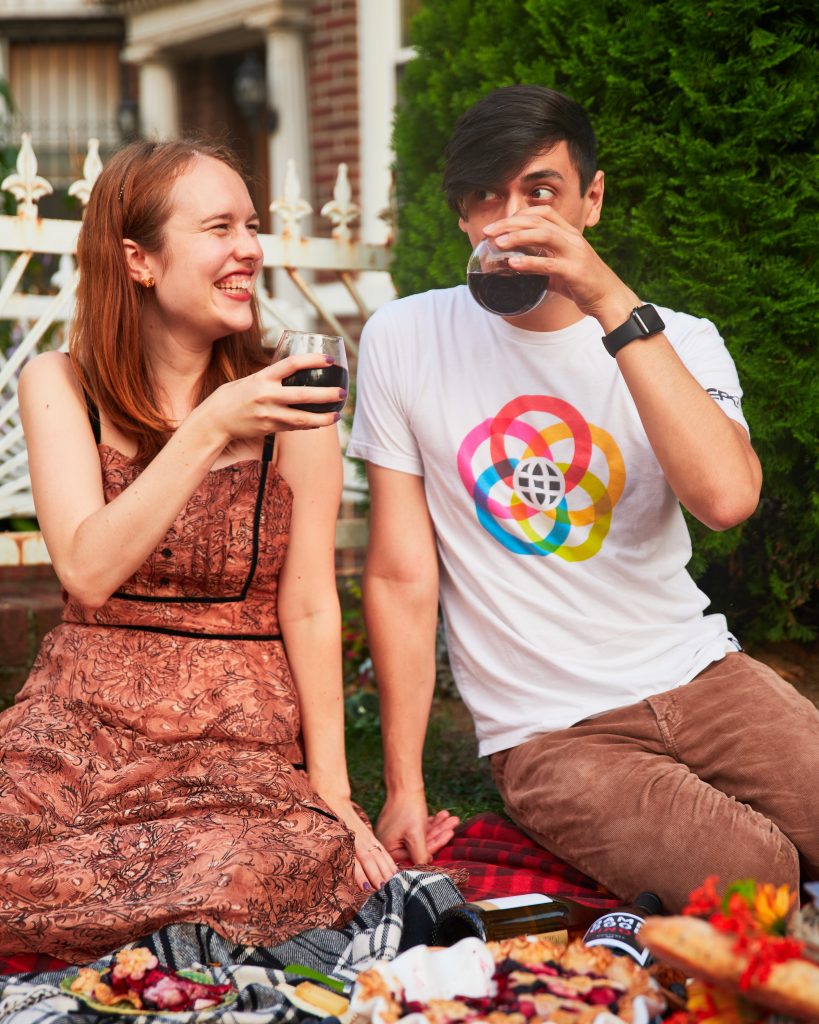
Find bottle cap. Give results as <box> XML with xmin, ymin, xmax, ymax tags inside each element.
<box><xmin>634</xmin><ymin>892</ymin><xmax>663</xmax><ymax>916</ymax></box>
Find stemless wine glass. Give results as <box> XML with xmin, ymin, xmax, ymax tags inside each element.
<box><xmin>271</xmin><ymin>330</ymin><xmax>349</xmax><ymax>414</ymax></box>
<box><xmin>466</xmin><ymin>238</ymin><xmax>548</xmax><ymax>317</ymax></box>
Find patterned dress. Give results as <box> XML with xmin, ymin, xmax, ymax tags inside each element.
<box><xmin>0</xmin><ymin>437</ymin><xmax>363</xmax><ymax>961</ymax></box>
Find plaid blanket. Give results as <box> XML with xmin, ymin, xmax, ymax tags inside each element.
<box><xmin>437</xmin><ymin>813</ymin><xmax>616</xmax><ymax>906</ymax></box>
<box><xmin>0</xmin><ymin>814</ymin><xmax>618</xmax><ymax>1023</ymax></box>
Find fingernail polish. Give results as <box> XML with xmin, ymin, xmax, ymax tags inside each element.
<box><xmin>363</xmin><ymin>882</ymin><xmax>373</xmax><ymax>892</ymax></box>
<box><xmin>339</xmin><ymin>389</ymin><xmax>348</xmax><ymax>398</ymax></box>
<box><xmin>324</xmin><ymin>355</ymin><xmax>335</xmax><ymax>363</ymax></box>
<box><xmin>333</xmin><ymin>412</ymin><xmax>341</xmax><ymax>422</ymax></box>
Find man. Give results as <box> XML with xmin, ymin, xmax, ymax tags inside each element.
<box><xmin>347</xmin><ymin>85</ymin><xmax>818</xmax><ymax>910</ymax></box>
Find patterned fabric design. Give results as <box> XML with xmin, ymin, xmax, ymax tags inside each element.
<box><xmin>0</xmin><ymin>446</ymin><xmax>363</xmax><ymax>961</ymax></box>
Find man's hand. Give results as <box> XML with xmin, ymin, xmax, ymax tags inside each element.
<box><xmin>484</xmin><ymin>205</ymin><xmax>638</xmax><ymax>331</ymax></box>
<box><xmin>376</xmin><ymin>792</ymin><xmax>460</xmax><ymax>866</ymax></box>
<box><xmin>423</xmin><ymin>808</ymin><xmax>461</xmax><ymax>858</ymax></box>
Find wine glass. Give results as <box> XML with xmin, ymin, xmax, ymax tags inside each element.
<box><xmin>466</xmin><ymin>237</ymin><xmax>548</xmax><ymax>317</ymax></box>
<box><xmin>271</xmin><ymin>330</ymin><xmax>349</xmax><ymax>414</ymax></box>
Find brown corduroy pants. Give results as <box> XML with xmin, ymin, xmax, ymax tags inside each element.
<box><xmin>490</xmin><ymin>653</ymin><xmax>819</xmax><ymax>912</ymax></box>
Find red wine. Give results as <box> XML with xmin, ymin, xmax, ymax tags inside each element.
<box><xmin>468</xmin><ymin>271</ymin><xmax>547</xmax><ymax>316</ymax></box>
<box><xmin>282</xmin><ymin>365</ymin><xmax>349</xmax><ymax>413</ymax></box>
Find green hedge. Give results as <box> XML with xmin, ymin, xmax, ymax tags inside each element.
<box><xmin>392</xmin><ymin>0</ymin><xmax>818</xmax><ymax>643</ymax></box>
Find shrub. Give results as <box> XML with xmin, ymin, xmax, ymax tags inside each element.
<box><xmin>392</xmin><ymin>0</ymin><xmax>818</xmax><ymax>643</ymax></box>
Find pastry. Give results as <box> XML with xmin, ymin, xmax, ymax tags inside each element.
<box><xmin>352</xmin><ymin>937</ymin><xmax>665</xmax><ymax>1024</ymax></box>
<box><xmin>640</xmin><ymin>915</ymin><xmax>819</xmax><ymax>1021</ymax></box>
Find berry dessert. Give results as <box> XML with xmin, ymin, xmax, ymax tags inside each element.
<box><xmin>353</xmin><ymin>937</ymin><xmax>665</xmax><ymax>1024</ymax></box>
<box><xmin>67</xmin><ymin>947</ymin><xmax>235</xmax><ymax>1013</ymax></box>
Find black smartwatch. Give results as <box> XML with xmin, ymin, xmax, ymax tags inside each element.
<box><xmin>602</xmin><ymin>304</ymin><xmax>665</xmax><ymax>357</ymax></box>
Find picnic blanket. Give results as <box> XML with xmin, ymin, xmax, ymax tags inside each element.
<box><xmin>0</xmin><ymin>814</ymin><xmax>618</xmax><ymax>1024</ymax></box>
<box><xmin>436</xmin><ymin>813</ymin><xmax>615</xmax><ymax>904</ymax></box>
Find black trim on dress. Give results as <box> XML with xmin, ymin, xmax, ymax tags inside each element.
<box><xmin>76</xmin><ymin>621</ymin><xmax>283</xmax><ymax>641</ymax></box>
<box><xmin>112</xmin><ymin>435</ymin><xmax>277</xmax><ymax>605</ymax></box>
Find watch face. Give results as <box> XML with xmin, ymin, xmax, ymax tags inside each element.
<box><xmin>634</xmin><ymin>305</ymin><xmax>665</xmax><ymax>335</ymax></box>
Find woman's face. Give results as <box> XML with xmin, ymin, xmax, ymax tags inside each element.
<box><xmin>142</xmin><ymin>155</ymin><xmax>263</xmax><ymax>348</ymax></box>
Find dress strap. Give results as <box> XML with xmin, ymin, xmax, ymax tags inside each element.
<box><xmin>64</xmin><ymin>352</ymin><xmax>101</xmax><ymax>443</ymax></box>
<box><xmin>262</xmin><ymin>434</ymin><xmax>275</xmax><ymax>463</ymax></box>
<box><xmin>83</xmin><ymin>388</ymin><xmax>101</xmax><ymax>444</ymax></box>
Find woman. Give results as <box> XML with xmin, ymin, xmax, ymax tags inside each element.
<box><xmin>0</xmin><ymin>138</ymin><xmax>450</xmax><ymax>960</ymax></box>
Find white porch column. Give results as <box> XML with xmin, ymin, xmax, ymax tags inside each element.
<box><xmin>138</xmin><ymin>59</ymin><xmax>180</xmax><ymax>140</ymax></box>
<box><xmin>357</xmin><ymin>0</ymin><xmax>399</xmax><ymax>244</ymax></box>
<box><xmin>265</xmin><ymin>25</ymin><xmax>310</xmax><ymax>311</ymax></box>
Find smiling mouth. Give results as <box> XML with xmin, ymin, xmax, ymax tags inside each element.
<box><xmin>215</xmin><ymin>276</ymin><xmax>253</xmax><ymax>294</ymax></box>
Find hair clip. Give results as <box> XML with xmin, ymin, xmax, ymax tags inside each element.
<box><xmin>118</xmin><ymin>177</ymin><xmax>126</xmax><ymax>203</ymax></box>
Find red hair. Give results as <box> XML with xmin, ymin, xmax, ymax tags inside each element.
<box><xmin>69</xmin><ymin>137</ymin><xmax>268</xmax><ymax>463</ymax></box>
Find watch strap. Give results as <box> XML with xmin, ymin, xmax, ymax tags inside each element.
<box><xmin>602</xmin><ymin>304</ymin><xmax>665</xmax><ymax>357</ymax></box>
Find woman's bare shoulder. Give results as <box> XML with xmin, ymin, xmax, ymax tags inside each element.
<box><xmin>19</xmin><ymin>349</ymin><xmax>77</xmax><ymax>385</ymax></box>
<box><xmin>18</xmin><ymin>350</ymin><xmax>84</xmax><ymax>403</ymax></box>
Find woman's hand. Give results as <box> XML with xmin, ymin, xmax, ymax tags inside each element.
<box><xmin>318</xmin><ymin>792</ymin><xmax>400</xmax><ymax>892</ymax></box>
<box><xmin>200</xmin><ymin>352</ymin><xmax>346</xmax><ymax>445</ymax></box>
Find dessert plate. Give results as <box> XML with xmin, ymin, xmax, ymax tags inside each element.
<box><xmin>60</xmin><ymin>969</ymin><xmax>238</xmax><ymax>1018</ymax></box>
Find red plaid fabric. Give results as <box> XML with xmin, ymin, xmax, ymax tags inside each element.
<box><xmin>0</xmin><ymin>950</ymin><xmax>73</xmax><ymax>974</ymax></box>
<box><xmin>432</xmin><ymin>812</ymin><xmax>618</xmax><ymax>907</ymax></box>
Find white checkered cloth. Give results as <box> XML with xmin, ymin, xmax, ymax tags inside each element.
<box><xmin>0</xmin><ymin>870</ymin><xmax>462</xmax><ymax>1024</ymax></box>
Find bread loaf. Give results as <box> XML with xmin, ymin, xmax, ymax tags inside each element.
<box><xmin>640</xmin><ymin>915</ymin><xmax>819</xmax><ymax>1021</ymax></box>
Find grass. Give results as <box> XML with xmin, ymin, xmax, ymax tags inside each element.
<box><xmin>344</xmin><ymin>689</ymin><xmax>505</xmax><ymax>824</ymax></box>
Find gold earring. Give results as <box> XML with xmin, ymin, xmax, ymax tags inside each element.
<box><xmin>140</xmin><ymin>275</ymin><xmax>155</xmax><ymax>288</ymax></box>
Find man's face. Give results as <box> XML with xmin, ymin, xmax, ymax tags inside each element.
<box><xmin>457</xmin><ymin>141</ymin><xmax>604</xmax><ymax>248</ymax></box>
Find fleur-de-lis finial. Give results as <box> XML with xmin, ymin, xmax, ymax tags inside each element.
<box><xmin>377</xmin><ymin>172</ymin><xmax>397</xmax><ymax>244</ymax></box>
<box><xmin>1</xmin><ymin>134</ymin><xmax>53</xmax><ymax>218</ymax></box>
<box><xmin>67</xmin><ymin>138</ymin><xmax>103</xmax><ymax>207</ymax></box>
<box><xmin>269</xmin><ymin>159</ymin><xmax>313</xmax><ymax>239</ymax></box>
<box><xmin>321</xmin><ymin>163</ymin><xmax>360</xmax><ymax>242</ymax></box>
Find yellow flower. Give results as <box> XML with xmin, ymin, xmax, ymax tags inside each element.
<box><xmin>753</xmin><ymin>882</ymin><xmax>794</xmax><ymax>931</ymax></box>
<box><xmin>687</xmin><ymin>981</ymin><xmax>754</xmax><ymax>1023</ymax></box>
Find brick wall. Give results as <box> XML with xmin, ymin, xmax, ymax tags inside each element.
<box><xmin>308</xmin><ymin>0</ymin><xmax>361</xmax><ymax>234</ymax></box>
<box><xmin>0</xmin><ymin>565</ymin><xmax>63</xmax><ymax>704</ymax></box>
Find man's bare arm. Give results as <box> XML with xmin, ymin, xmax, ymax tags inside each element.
<box><xmin>364</xmin><ymin>464</ymin><xmax>446</xmax><ymax>864</ymax></box>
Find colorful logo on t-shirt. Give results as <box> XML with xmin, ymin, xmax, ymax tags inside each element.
<box><xmin>457</xmin><ymin>395</ymin><xmax>625</xmax><ymax>560</ymax></box>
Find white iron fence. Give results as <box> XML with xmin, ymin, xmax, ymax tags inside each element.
<box><xmin>0</xmin><ymin>134</ymin><xmax>393</xmax><ymax>524</ymax></box>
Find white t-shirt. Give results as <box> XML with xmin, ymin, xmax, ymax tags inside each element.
<box><xmin>348</xmin><ymin>285</ymin><xmax>747</xmax><ymax>756</ymax></box>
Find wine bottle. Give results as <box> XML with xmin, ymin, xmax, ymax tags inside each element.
<box><xmin>581</xmin><ymin>892</ymin><xmax>662</xmax><ymax>966</ymax></box>
<box><xmin>431</xmin><ymin>893</ymin><xmax>605</xmax><ymax>947</ymax></box>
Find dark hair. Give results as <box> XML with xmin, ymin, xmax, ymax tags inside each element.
<box><xmin>443</xmin><ymin>85</ymin><xmax>597</xmax><ymax>214</ymax></box>
<box><xmin>70</xmin><ymin>136</ymin><xmax>267</xmax><ymax>463</ymax></box>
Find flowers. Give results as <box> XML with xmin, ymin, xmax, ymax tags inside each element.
<box><xmin>753</xmin><ymin>883</ymin><xmax>795</xmax><ymax>934</ymax></box>
<box><xmin>677</xmin><ymin>876</ymin><xmax>806</xmax><ymax>1022</ymax></box>
<box><xmin>111</xmin><ymin>947</ymin><xmax>158</xmax><ymax>981</ymax></box>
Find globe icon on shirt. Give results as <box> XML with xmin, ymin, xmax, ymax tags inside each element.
<box><xmin>513</xmin><ymin>456</ymin><xmax>566</xmax><ymax>512</ymax></box>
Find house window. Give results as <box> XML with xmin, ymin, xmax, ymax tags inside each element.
<box><xmin>8</xmin><ymin>39</ymin><xmax>121</xmax><ymax>211</ymax></box>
